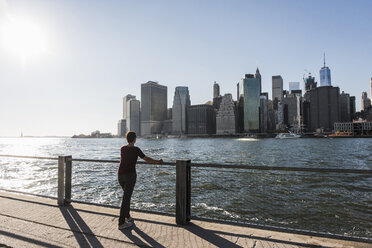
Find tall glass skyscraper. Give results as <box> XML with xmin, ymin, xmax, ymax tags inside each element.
<box><xmin>320</xmin><ymin>54</ymin><xmax>332</xmax><ymax>87</ymax></box>
<box><xmin>238</xmin><ymin>74</ymin><xmax>260</xmax><ymax>132</ymax></box>
<box><xmin>172</xmin><ymin>86</ymin><xmax>190</xmax><ymax>134</ymax></box>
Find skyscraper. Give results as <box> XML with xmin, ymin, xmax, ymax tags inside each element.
<box><xmin>126</xmin><ymin>99</ymin><xmax>140</xmax><ymax>135</ymax></box>
<box><xmin>319</xmin><ymin>54</ymin><xmax>332</xmax><ymax>87</ymax></box>
<box><xmin>361</xmin><ymin>92</ymin><xmax>371</xmax><ymax>111</ymax></box>
<box><xmin>289</xmin><ymin>82</ymin><xmax>300</xmax><ymax>93</ymax></box>
<box><xmin>272</xmin><ymin>75</ymin><xmax>283</xmax><ymax>102</ymax></box>
<box><xmin>350</xmin><ymin>96</ymin><xmax>356</xmax><ymax>120</ymax></box>
<box><xmin>213</xmin><ymin>81</ymin><xmax>220</xmax><ymax>98</ymax></box>
<box><xmin>304</xmin><ymin>73</ymin><xmax>317</xmax><ymax>93</ymax></box>
<box><xmin>140</xmin><ymin>81</ymin><xmax>167</xmax><ymax>136</ymax></box>
<box><xmin>238</xmin><ymin>74</ymin><xmax>260</xmax><ymax>132</ymax></box>
<box><xmin>340</xmin><ymin>91</ymin><xmax>351</xmax><ymax>122</ymax></box>
<box><xmin>259</xmin><ymin>94</ymin><xmax>268</xmax><ymax>133</ymax></box>
<box><xmin>123</xmin><ymin>94</ymin><xmax>136</xmax><ymax>119</ymax></box>
<box><xmin>310</xmin><ymin>86</ymin><xmax>340</xmax><ymax>131</ymax></box>
<box><xmin>216</xmin><ymin>94</ymin><xmax>237</xmax><ymax>134</ymax></box>
<box><xmin>187</xmin><ymin>104</ymin><xmax>216</xmax><ymax>135</ymax></box>
<box><xmin>255</xmin><ymin>68</ymin><xmax>262</xmax><ymax>93</ymax></box>
<box><xmin>172</xmin><ymin>86</ymin><xmax>190</xmax><ymax>135</ymax></box>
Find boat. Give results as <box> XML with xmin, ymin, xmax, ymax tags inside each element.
<box><xmin>275</xmin><ymin>132</ymin><xmax>301</xmax><ymax>139</ymax></box>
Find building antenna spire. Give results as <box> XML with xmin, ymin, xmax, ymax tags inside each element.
<box><xmin>323</xmin><ymin>52</ymin><xmax>326</xmax><ymax>67</ymax></box>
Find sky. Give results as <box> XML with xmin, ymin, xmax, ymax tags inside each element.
<box><xmin>0</xmin><ymin>0</ymin><xmax>371</xmax><ymax>136</ymax></box>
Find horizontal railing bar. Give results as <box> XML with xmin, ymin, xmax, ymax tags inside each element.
<box><xmin>1</xmin><ymin>154</ymin><xmax>371</xmax><ymax>174</ymax></box>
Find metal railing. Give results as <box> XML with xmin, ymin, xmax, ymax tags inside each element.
<box><xmin>1</xmin><ymin>154</ymin><xmax>371</xmax><ymax>243</ymax></box>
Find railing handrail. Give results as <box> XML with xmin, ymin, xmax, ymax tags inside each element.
<box><xmin>1</xmin><ymin>154</ymin><xmax>372</xmax><ymax>174</ymax></box>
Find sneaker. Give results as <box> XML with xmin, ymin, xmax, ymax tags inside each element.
<box><xmin>118</xmin><ymin>221</ymin><xmax>133</xmax><ymax>230</ymax></box>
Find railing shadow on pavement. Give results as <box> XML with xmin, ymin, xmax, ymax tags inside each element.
<box><xmin>120</xmin><ymin>224</ymin><xmax>166</xmax><ymax>248</ymax></box>
<box><xmin>59</xmin><ymin>205</ymin><xmax>103</xmax><ymax>248</ymax></box>
<box><xmin>0</xmin><ymin>230</ymin><xmax>63</xmax><ymax>248</ymax></box>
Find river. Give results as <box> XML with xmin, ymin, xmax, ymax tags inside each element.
<box><xmin>0</xmin><ymin>137</ymin><xmax>371</xmax><ymax>238</ymax></box>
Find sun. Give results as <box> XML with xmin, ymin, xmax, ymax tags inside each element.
<box><xmin>1</xmin><ymin>16</ymin><xmax>48</xmax><ymax>62</ymax></box>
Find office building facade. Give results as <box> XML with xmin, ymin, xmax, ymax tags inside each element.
<box><xmin>340</xmin><ymin>91</ymin><xmax>351</xmax><ymax>122</ymax></box>
<box><xmin>350</xmin><ymin>96</ymin><xmax>356</xmax><ymax>120</ymax></box>
<box><xmin>172</xmin><ymin>86</ymin><xmax>190</xmax><ymax>134</ymax></box>
<box><xmin>272</xmin><ymin>75</ymin><xmax>283</xmax><ymax>102</ymax></box>
<box><xmin>282</xmin><ymin>93</ymin><xmax>301</xmax><ymax>129</ymax></box>
<box><xmin>123</xmin><ymin>94</ymin><xmax>136</xmax><ymax>119</ymax></box>
<box><xmin>216</xmin><ymin>94</ymin><xmax>236</xmax><ymax>134</ymax></box>
<box><xmin>117</xmin><ymin>119</ymin><xmax>127</xmax><ymax>137</ymax></box>
<box><xmin>238</xmin><ymin>74</ymin><xmax>260</xmax><ymax>132</ymax></box>
<box><xmin>289</xmin><ymin>82</ymin><xmax>300</xmax><ymax>93</ymax></box>
<box><xmin>259</xmin><ymin>94</ymin><xmax>268</xmax><ymax>133</ymax></box>
<box><xmin>140</xmin><ymin>81</ymin><xmax>167</xmax><ymax>136</ymax></box>
<box><xmin>255</xmin><ymin>68</ymin><xmax>262</xmax><ymax>93</ymax></box>
<box><xmin>187</xmin><ymin>104</ymin><xmax>216</xmax><ymax>135</ymax></box>
<box><xmin>361</xmin><ymin>92</ymin><xmax>371</xmax><ymax>111</ymax></box>
<box><xmin>126</xmin><ymin>99</ymin><xmax>140</xmax><ymax>135</ymax></box>
<box><xmin>310</xmin><ymin>86</ymin><xmax>340</xmax><ymax>131</ymax></box>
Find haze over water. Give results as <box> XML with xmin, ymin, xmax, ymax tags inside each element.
<box><xmin>0</xmin><ymin>137</ymin><xmax>371</xmax><ymax>238</ymax></box>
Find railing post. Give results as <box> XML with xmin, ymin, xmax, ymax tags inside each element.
<box><xmin>64</xmin><ymin>156</ymin><xmax>72</xmax><ymax>205</ymax></box>
<box><xmin>57</xmin><ymin>156</ymin><xmax>65</xmax><ymax>205</ymax></box>
<box><xmin>176</xmin><ymin>159</ymin><xmax>191</xmax><ymax>225</ymax></box>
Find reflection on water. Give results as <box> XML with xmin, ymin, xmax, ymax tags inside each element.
<box><xmin>0</xmin><ymin>137</ymin><xmax>371</xmax><ymax>238</ymax></box>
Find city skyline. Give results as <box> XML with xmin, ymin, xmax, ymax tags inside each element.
<box><xmin>1</xmin><ymin>0</ymin><xmax>371</xmax><ymax>136</ymax></box>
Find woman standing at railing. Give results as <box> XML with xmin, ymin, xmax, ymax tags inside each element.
<box><xmin>118</xmin><ymin>131</ymin><xmax>163</xmax><ymax>229</ymax></box>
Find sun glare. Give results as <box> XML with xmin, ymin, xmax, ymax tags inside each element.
<box><xmin>1</xmin><ymin>16</ymin><xmax>48</xmax><ymax>61</ymax></box>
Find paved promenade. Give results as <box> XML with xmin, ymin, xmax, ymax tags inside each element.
<box><xmin>0</xmin><ymin>191</ymin><xmax>370</xmax><ymax>248</ymax></box>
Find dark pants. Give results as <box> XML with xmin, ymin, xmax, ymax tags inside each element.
<box><xmin>118</xmin><ymin>172</ymin><xmax>137</xmax><ymax>225</ymax></box>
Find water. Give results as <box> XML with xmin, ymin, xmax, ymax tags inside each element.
<box><xmin>0</xmin><ymin>137</ymin><xmax>371</xmax><ymax>238</ymax></box>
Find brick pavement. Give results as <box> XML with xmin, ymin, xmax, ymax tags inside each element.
<box><xmin>0</xmin><ymin>191</ymin><xmax>370</xmax><ymax>248</ymax></box>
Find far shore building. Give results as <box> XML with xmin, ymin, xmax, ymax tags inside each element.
<box><xmin>361</xmin><ymin>92</ymin><xmax>371</xmax><ymax>111</ymax></box>
<box><xmin>310</xmin><ymin>86</ymin><xmax>340</xmax><ymax>132</ymax></box>
<box><xmin>340</xmin><ymin>91</ymin><xmax>351</xmax><ymax>122</ymax></box>
<box><xmin>350</xmin><ymin>96</ymin><xmax>356</xmax><ymax>120</ymax></box>
<box><xmin>123</xmin><ymin>94</ymin><xmax>136</xmax><ymax>120</ymax></box>
<box><xmin>238</xmin><ymin>74</ymin><xmax>260</xmax><ymax>132</ymax></box>
<box><xmin>272</xmin><ymin>75</ymin><xmax>283</xmax><ymax>103</ymax></box>
<box><xmin>187</xmin><ymin>104</ymin><xmax>216</xmax><ymax>135</ymax></box>
<box><xmin>259</xmin><ymin>94</ymin><xmax>268</xmax><ymax>133</ymax></box>
<box><xmin>172</xmin><ymin>86</ymin><xmax>190</xmax><ymax>135</ymax></box>
<box><xmin>289</xmin><ymin>82</ymin><xmax>300</xmax><ymax>93</ymax></box>
<box><xmin>117</xmin><ymin>119</ymin><xmax>127</xmax><ymax>137</ymax></box>
<box><xmin>216</xmin><ymin>94</ymin><xmax>237</xmax><ymax>135</ymax></box>
<box><xmin>140</xmin><ymin>81</ymin><xmax>167</xmax><ymax>136</ymax></box>
<box><xmin>282</xmin><ymin>93</ymin><xmax>301</xmax><ymax>130</ymax></box>
<box><xmin>126</xmin><ymin>99</ymin><xmax>141</xmax><ymax>135</ymax></box>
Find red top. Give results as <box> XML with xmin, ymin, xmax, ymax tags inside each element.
<box><xmin>118</xmin><ymin>145</ymin><xmax>145</xmax><ymax>175</ymax></box>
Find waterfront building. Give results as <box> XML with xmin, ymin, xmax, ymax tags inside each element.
<box><xmin>309</xmin><ymin>86</ymin><xmax>340</xmax><ymax>132</ymax></box>
<box><xmin>304</xmin><ymin>73</ymin><xmax>317</xmax><ymax>93</ymax></box>
<box><xmin>272</xmin><ymin>75</ymin><xmax>283</xmax><ymax>102</ymax></box>
<box><xmin>140</xmin><ymin>81</ymin><xmax>167</xmax><ymax>136</ymax></box>
<box><xmin>350</xmin><ymin>96</ymin><xmax>356</xmax><ymax>120</ymax></box>
<box><xmin>126</xmin><ymin>99</ymin><xmax>140</xmax><ymax>135</ymax></box>
<box><xmin>255</xmin><ymin>68</ymin><xmax>262</xmax><ymax>93</ymax></box>
<box><xmin>122</xmin><ymin>94</ymin><xmax>136</xmax><ymax>119</ymax></box>
<box><xmin>259</xmin><ymin>94</ymin><xmax>268</xmax><ymax>133</ymax></box>
<box><xmin>213</xmin><ymin>81</ymin><xmax>220</xmax><ymax>98</ymax></box>
<box><xmin>319</xmin><ymin>54</ymin><xmax>332</xmax><ymax>87</ymax></box>
<box><xmin>216</xmin><ymin>94</ymin><xmax>237</xmax><ymax>135</ymax></box>
<box><xmin>117</xmin><ymin>119</ymin><xmax>127</xmax><ymax>137</ymax></box>
<box><xmin>340</xmin><ymin>91</ymin><xmax>351</xmax><ymax>122</ymax></box>
<box><xmin>267</xmin><ymin>100</ymin><xmax>276</xmax><ymax>132</ymax></box>
<box><xmin>361</xmin><ymin>92</ymin><xmax>371</xmax><ymax>111</ymax></box>
<box><xmin>238</xmin><ymin>74</ymin><xmax>260</xmax><ymax>132</ymax></box>
<box><xmin>172</xmin><ymin>86</ymin><xmax>191</xmax><ymax>135</ymax></box>
<box><xmin>187</xmin><ymin>104</ymin><xmax>216</xmax><ymax>135</ymax></box>
<box><xmin>289</xmin><ymin>82</ymin><xmax>300</xmax><ymax>93</ymax></box>
<box><xmin>282</xmin><ymin>93</ymin><xmax>301</xmax><ymax>129</ymax></box>
<box><xmin>276</xmin><ymin>102</ymin><xmax>285</xmax><ymax>131</ymax></box>
<box><xmin>334</xmin><ymin>121</ymin><xmax>372</xmax><ymax>136</ymax></box>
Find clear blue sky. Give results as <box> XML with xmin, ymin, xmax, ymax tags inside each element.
<box><xmin>0</xmin><ymin>0</ymin><xmax>371</xmax><ymax>136</ymax></box>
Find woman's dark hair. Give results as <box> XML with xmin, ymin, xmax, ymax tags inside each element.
<box><xmin>126</xmin><ymin>131</ymin><xmax>136</xmax><ymax>143</ymax></box>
